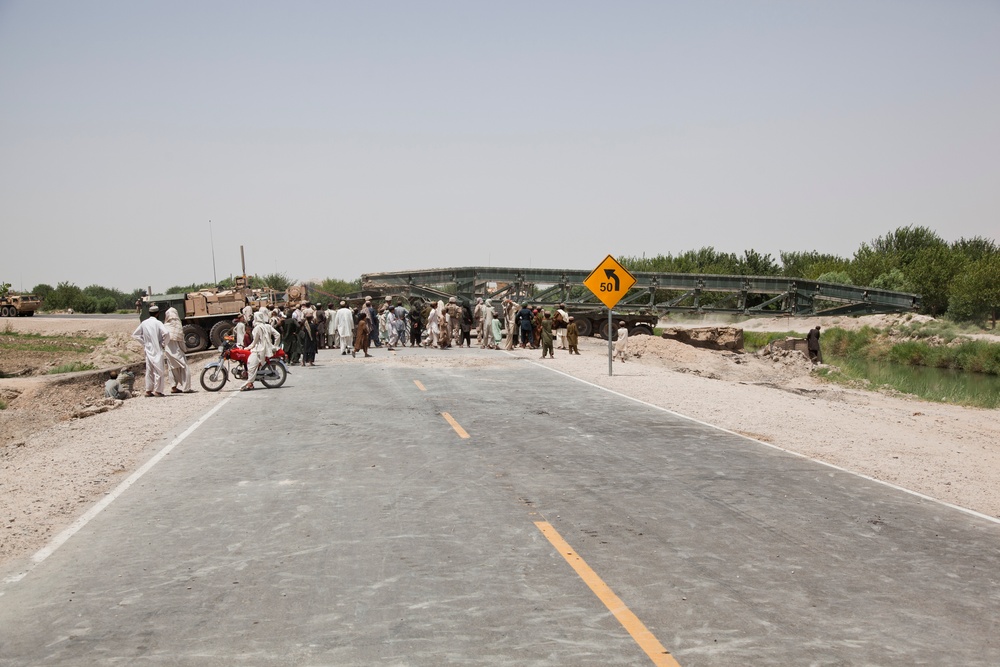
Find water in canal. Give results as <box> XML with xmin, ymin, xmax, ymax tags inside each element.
<box><xmin>826</xmin><ymin>356</ymin><xmax>1000</xmax><ymax>409</ymax></box>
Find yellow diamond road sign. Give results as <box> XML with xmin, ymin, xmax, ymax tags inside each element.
<box><xmin>583</xmin><ymin>255</ymin><xmax>637</xmax><ymax>309</ymax></box>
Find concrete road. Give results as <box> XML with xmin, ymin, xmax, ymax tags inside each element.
<box><xmin>1</xmin><ymin>347</ymin><xmax>998</xmax><ymax>666</ymax></box>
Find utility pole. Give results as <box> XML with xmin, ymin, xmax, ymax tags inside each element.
<box><xmin>209</xmin><ymin>220</ymin><xmax>218</xmax><ymax>285</ymax></box>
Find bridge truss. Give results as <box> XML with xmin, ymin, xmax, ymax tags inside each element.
<box><xmin>361</xmin><ymin>267</ymin><xmax>920</xmax><ymax>317</ymax></box>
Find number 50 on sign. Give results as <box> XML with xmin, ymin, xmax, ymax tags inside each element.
<box><xmin>583</xmin><ymin>255</ymin><xmax>637</xmax><ymax>309</ymax></box>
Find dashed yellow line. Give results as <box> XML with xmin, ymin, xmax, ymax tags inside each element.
<box><xmin>535</xmin><ymin>521</ymin><xmax>680</xmax><ymax>667</ymax></box>
<box><xmin>441</xmin><ymin>412</ymin><xmax>470</xmax><ymax>439</ymax></box>
<box><xmin>414</xmin><ymin>380</ymin><xmax>426</xmax><ymax>391</ymax></box>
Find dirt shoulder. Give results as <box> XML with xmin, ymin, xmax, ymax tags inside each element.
<box><xmin>1</xmin><ymin>314</ymin><xmax>998</xmax><ymax>570</ymax></box>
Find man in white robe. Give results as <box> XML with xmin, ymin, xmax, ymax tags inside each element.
<box><xmin>242</xmin><ymin>310</ymin><xmax>281</xmax><ymax>390</ymax></box>
<box><xmin>385</xmin><ymin>308</ymin><xmax>400</xmax><ymax>349</ymax></box>
<box><xmin>481</xmin><ymin>299</ymin><xmax>496</xmax><ymax>349</ymax></box>
<box><xmin>233</xmin><ymin>314</ymin><xmax>248</xmax><ymax>348</ymax></box>
<box><xmin>325</xmin><ymin>303</ymin><xmax>339</xmax><ymax>349</ymax></box>
<box><xmin>162</xmin><ymin>307</ymin><xmax>193</xmax><ymax>392</ymax></box>
<box><xmin>614</xmin><ymin>321</ymin><xmax>629</xmax><ymax>363</ymax></box>
<box><xmin>335</xmin><ymin>301</ymin><xmax>355</xmax><ymax>355</ymax></box>
<box><xmin>425</xmin><ymin>304</ymin><xmax>440</xmax><ymax>348</ymax></box>
<box><xmin>132</xmin><ymin>304</ymin><xmax>169</xmax><ymax>396</ymax></box>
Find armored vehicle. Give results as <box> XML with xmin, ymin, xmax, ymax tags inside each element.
<box><xmin>0</xmin><ymin>293</ymin><xmax>41</xmax><ymax>317</ymax></box>
<box><xmin>141</xmin><ymin>277</ymin><xmax>308</xmax><ymax>353</ymax></box>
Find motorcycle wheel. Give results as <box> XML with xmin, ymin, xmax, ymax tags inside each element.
<box><xmin>259</xmin><ymin>360</ymin><xmax>287</xmax><ymax>389</ymax></box>
<box><xmin>200</xmin><ymin>365</ymin><xmax>228</xmax><ymax>392</ymax></box>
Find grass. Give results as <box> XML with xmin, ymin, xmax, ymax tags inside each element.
<box><xmin>743</xmin><ymin>326</ymin><xmax>1000</xmax><ymax>408</ymax></box>
<box><xmin>821</xmin><ymin>328</ymin><xmax>1000</xmax><ymax>375</ymax></box>
<box><xmin>743</xmin><ymin>331</ymin><xmax>804</xmax><ymax>351</ymax></box>
<box><xmin>46</xmin><ymin>362</ymin><xmax>97</xmax><ymax>374</ymax></box>
<box><xmin>0</xmin><ymin>332</ymin><xmax>106</xmax><ymax>354</ymax></box>
<box><xmin>816</xmin><ymin>359</ymin><xmax>1000</xmax><ymax>409</ymax></box>
<box><xmin>0</xmin><ymin>399</ymin><xmax>6</xmax><ymax>410</ymax></box>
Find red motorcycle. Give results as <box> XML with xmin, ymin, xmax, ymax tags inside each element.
<box><xmin>200</xmin><ymin>337</ymin><xmax>289</xmax><ymax>391</ymax></box>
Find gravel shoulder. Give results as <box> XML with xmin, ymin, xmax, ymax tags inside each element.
<box><xmin>2</xmin><ymin>314</ymin><xmax>998</xmax><ymax>569</ymax></box>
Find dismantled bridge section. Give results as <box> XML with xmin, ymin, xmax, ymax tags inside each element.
<box><xmin>362</xmin><ymin>266</ymin><xmax>921</xmax><ymax>317</ymax></box>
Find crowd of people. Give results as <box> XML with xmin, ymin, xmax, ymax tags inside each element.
<box><xmin>233</xmin><ymin>295</ymin><xmax>603</xmax><ymax>360</ymax></box>
<box><xmin>127</xmin><ymin>295</ymin><xmax>633</xmax><ymax>396</ymax></box>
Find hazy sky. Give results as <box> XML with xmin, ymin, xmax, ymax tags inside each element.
<box><xmin>1</xmin><ymin>1</ymin><xmax>997</xmax><ymax>293</ymax></box>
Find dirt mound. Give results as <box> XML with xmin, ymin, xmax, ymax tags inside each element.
<box><xmin>625</xmin><ymin>335</ymin><xmax>815</xmax><ymax>384</ymax></box>
<box><xmin>87</xmin><ymin>333</ymin><xmax>144</xmax><ymax>370</ymax></box>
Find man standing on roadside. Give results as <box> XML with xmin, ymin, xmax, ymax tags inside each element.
<box><xmin>354</xmin><ymin>312</ymin><xmax>372</xmax><ymax>358</ymax></box>
<box><xmin>566</xmin><ymin>316</ymin><xmax>580</xmax><ymax>355</ymax></box>
<box><xmin>540</xmin><ymin>312</ymin><xmax>555</xmax><ymax>359</ymax></box>
<box><xmin>517</xmin><ymin>303</ymin><xmax>534</xmax><ymax>348</ymax></box>
<box><xmin>614</xmin><ymin>321</ymin><xmax>629</xmax><ymax>363</ymax></box>
<box><xmin>335</xmin><ymin>301</ymin><xmax>354</xmax><ymax>355</ymax></box>
<box><xmin>807</xmin><ymin>326</ymin><xmax>822</xmax><ymax>364</ymax></box>
<box><xmin>132</xmin><ymin>304</ymin><xmax>168</xmax><ymax>397</ymax></box>
<box><xmin>503</xmin><ymin>298</ymin><xmax>518</xmax><ymax>350</ymax></box>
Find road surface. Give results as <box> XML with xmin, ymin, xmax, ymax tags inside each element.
<box><xmin>1</xmin><ymin>347</ymin><xmax>998</xmax><ymax>665</ymax></box>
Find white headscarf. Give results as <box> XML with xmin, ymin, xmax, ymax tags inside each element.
<box><xmin>164</xmin><ymin>307</ymin><xmax>184</xmax><ymax>343</ymax></box>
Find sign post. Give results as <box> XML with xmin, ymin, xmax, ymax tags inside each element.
<box><xmin>583</xmin><ymin>255</ymin><xmax>637</xmax><ymax>376</ymax></box>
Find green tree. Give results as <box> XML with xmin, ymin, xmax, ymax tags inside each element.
<box><xmin>851</xmin><ymin>225</ymin><xmax>947</xmax><ymax>287</ymax></box>
<box><xmin>734</xmin><ymin>249</ymin><xmax>779</xmax><ymax>276</ymax></box>
<box><xmin>870</xmin><ymin>268</ymin><xmax>912</xmax><ymax>292</ymax></box>
<box><xmin>254</xmin><ymin>272</ymin><xmax>294</xmax><ymax>291</ymax></box>
<box><xmin>906</xmin><ymin>245</ymin><xmax>963</xmax><ymax>316</ymax></box>
<box><xmin>83</xmin><ymin>284</ymin><xmax>129</xmax><ymax>310</ymax></box>
<box><xmin>31</xmin><ymin>284</ymin><xmax>54</xmax><ymax>308</ymax></box>
<box><xmin>952</xmin><ymin>236</ymin><xmax>998</xmax><ymax>263</ymax></box>
<box><xmin>816</xmin><ymin>271</ymin><xmax>853</xmax><ymax>285</ymax></box>
<box><xmin>948</xmin><ymin>255</ymin><xmax>1000</xmax><ymax>327</ymax></box>
<box><xmin>780</xmin><ymin>251</ymin><xmax>851</xmax><ymax>280</ymax></box>
<box><xmin>0</xmin><ymin>282</ymin><xmax>10</xmax><ymax>296</ymax></box>
<box><xmin>309</xmin><ymin>277</ymin><xmax>362</xmax><ymax>302</ymax></box>
<box><xmin>97</xmin><ymin>297</ymin><xmax>118</xmax><ymax>313</ymax></box>
<box><xmin>43</xmin><ymin>282</ymin><xmax>85</xmax><ymax>311</ymax></box>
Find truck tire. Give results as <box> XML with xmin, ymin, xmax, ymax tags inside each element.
<box><xmin>574</xmin><ymin>318</ymin><xmax>593</xmax><ymax>337</ymax></box>
<box><xmin>209</xmin><ymin>320</ymin><xmax>235</xmax><ymax>349</ymax></box>
<box><xmin>631</xmin><ymin>324</ymin><xmax>655</xmax><ymax>336</ymax></box>
<box><xmin>0</xmin><ymin>306</ymin><xmax>9</xmax><ymax>317</ymax></box>
<box><xmin>182</xmin><ymin>324</ymin><xmax>208</xmax><ymax>353</ymax></box>
<box><xmin>599</xmin><ymin>320</ymin><xmax>620</xmax><ymax>341</ymax></box>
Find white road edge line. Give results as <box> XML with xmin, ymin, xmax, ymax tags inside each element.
<box><xmin>515</xmin><ymin>352</ymin><xmax>1000</xmax><ymax>526</ymax></box>
<box><xmin>1</xmin><ymin>394</ymin><xmax>236</xmax><ymax>589</ymax></box>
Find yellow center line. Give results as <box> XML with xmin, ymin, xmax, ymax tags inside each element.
<box><xmin>414</xmin><ymin>380</ymin><xmax>426</xmax><ymax>391</ymax></box>
<box><xmin>535</xmin><ymin>521</ymin><xmax>680</xmax><ymax>667</ymax></box>
<box><xmin>441</xmin><ymin>412</ymin><xmax>470</xmax><ymax>439</ymax></box>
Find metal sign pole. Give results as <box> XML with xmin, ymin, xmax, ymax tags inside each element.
<box><xmin>608</xmin><ymin>309</ymin><xmax>613</xmax><ymax>376</ymax></box>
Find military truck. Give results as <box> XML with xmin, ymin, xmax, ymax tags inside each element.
<box><xmin>141</xmin><ymin>278</ymin><xmax>308</xmax><ymax>352</ymax></box>
<box><xmin>0</xmin><ymin>293</ymin><xmax>41</xmax><ymax>317</ymax></box>
<box><xmin>566</xmin><ymin>309</ymin><xmax>657</xmax><ymax>339</ymax></box>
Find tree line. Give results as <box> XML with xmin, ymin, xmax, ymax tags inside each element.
<box><xmin>13</xmin><ymin>226</ymin><xmax>998</xmax><ymax>325</ymax></box>
<box><xmin>619</xmin><ymin>226</ymin><xmax>999</xmax><ymax>326</ymax></box>
<box><xmin>20</xmin><ymin>274</ymin><xmax>362</xmax><ymax>314</ymax></box>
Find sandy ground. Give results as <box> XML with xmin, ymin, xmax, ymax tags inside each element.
<box><xmin>1</xmin><ymin>314</ymin><xmax>999</xmax><ymax>568</ymax></box>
